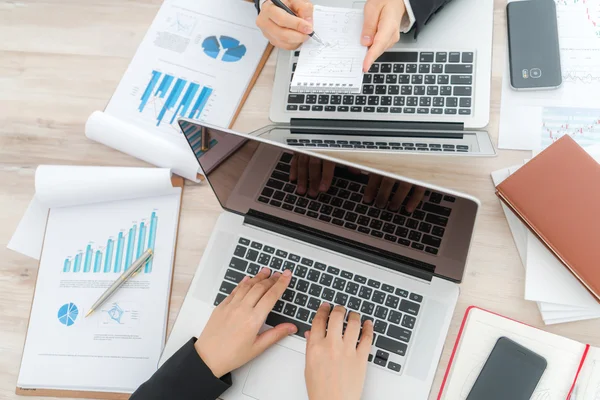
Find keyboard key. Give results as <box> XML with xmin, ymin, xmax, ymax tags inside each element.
<box><xmin>451</xmin><ymin>75</ymin><xmax>473</xmax><ymax>85</ymax></box>
<box><xmin>307</xmin><ymin>269</ymin><xmax>321</xmax><ymax>282</ymax></box>
<box><xmin>354</xmin><ymin>275</ymin><xmax>367</xmax><ymax>284</ymax></box>
<box><xmin>377</xmin><ymin>335</ymin><xmax>407</xmax><ymax>357</ymax></box>
<box><xmin>247</xmin><ymin>263</ymin><xmax>260</xmax><ymax>275</ymax></box>
<box><xmin>309</xmin><ymin>283</ymin><xmax>323</xmax><ymax>297</ymax></box>
<box><xmin>399</xmin><ymin>299</ymin><xmax>420</xmax><ymax>316</ymax></box>
<box><xmin>374</xmin><ymin>319</ymin><xmax>388</xmax><ymax>334</ymax></box>
<box><xmin>372</xmin><ymin>290</ymin><xmax>386</xmax><ymax>304</ymax></box>
<box><xmin>345</xmin><ymin>282</ymin><xmax>359</xmax><ymax>295</ymax></box>
<box><xmin>320</xmin><ymin>273</ymin><xmax>334</xmax><ymax>287</ymax></box>
<box><xmin>409</xmin><ymin>293</ymin><xmax>423</xmax><ymax>303</ymax></box>
<box><xmin>426</xmin><ymin>247</ymin><xmax>439</xmax><ymax>255</ymax></box>
<box><xmin>385</xmin><ymin>294</ymin><xmax>399</xmax><ymax>308</ymax></box>
<box><xmin>266</xmin><ymin>311</ymin><xmax>311</xmax><ymax>338</ymax></box>
<box><xmin>334</xmin><ymin>292</ymin><xmax>349</xmax><ymax>306</ymax></box>
<box><xmin>219</xmin><ymin>281</ymin><xmax>236</xmax><ymax>295</ymax></box>
<box><xmin>307</xmin><ymin>297</ymin><xmax>321</xmax><ymax>310</ymax></box>
<box><xmin>347</xmin><ymin>296</ymin><xmax>362</xmax><ymax>311</ymax></box>
<box><xmin>286</xmin><ymin>105</ymin><xmax>298</xmax><ymax>111</ymax></box>
<box><xmin>422</xmin><ymin>234</ymin><xmax>441</xmax><ymax>248</ymax></box>
<box><xmin>419</xmin><ymin>222</ymin><xmax>432</xmax><ymax>234</ymax></box>
<box><xmin>229</xmin><ymin>257</ymin><xmax>248</xmax><ymax>272</ymax></box>
<box><xmin>388</xmin><ymin>310</ymin><xmax>403</xmax><ymax>325</ymax></box>
<box><xmin>425</xmin><ymin>214</ymin><xmax>448</xmax><ymax>227</ymax></box>
<box><xmin>435</xmin><ymin>52</ymin><xmax>447</xmax><ymax>62</ymax></box>
<box><xmin>420</xmin><ymin>52</ymin><xmax>434</xmax><ymax>62</ymax></box>
<box><xmin>296</xmin><ymin>279</ymin><xmax>310</xmax><ymax>293</ymax></box>
<box><xmin>341</xmin><ymin>270</ymin><xmax>353</xmax><ymax>279</ymax></box>
<box><xmin>359</xmin><ymin>286</ymin><xmax>373</xmax><ymax>300</ymax></box>
<box><xmin>374</xmin><ymin>356</ymin><xmax>387</xmax><ymax>367</ymax></box>
<box><xmin>289</xmin><ymin>254</ymin><xmax>301</xmax><ymax>262</ymax></box>
<box><xmin>333</xmin><ymin>277</ymin><xmax>346</xmax><ymax>291</ymax></box>
<box><xmin>453</xmin><ymin>86</ymin><xmax>472</xmax><ymax>96</ymax></box>
<box><xmin>387</xmin><ymin>324</ymin><xmax>412</xmax><ymax>343</ymax></box>
<box><xmin>360</xmin><ymin>301</ymin><xmax>375</xmax><ymax>315</ymax></box>
<box><xmin>375</xmin><ymin>305</ymin><xmax>389</xmax><ymax>319</ymax></box>
<box><xmin>462</xmin><ymin>52</ymin><xmax>474</xmax><ymax>63</ymax></box>
<box><xmin>388</xmin><ymin>362</ymin><xmax>401</xmax><ymax>372</ymax></box>
<box><xmin>296</xmin><ymin>307</ymin><xmax>310</xmax><ymax>321</ymax></box>
<box><xmin>224</xmin><ymin>268</ymin><xmax>246</xmax><ymax>284</ymax></box>
<box><xmin>423</xmin><ymin>203</ymin><xmax>452</xmax><ymax>217</ymax></box>
<box><xmin>301</xmin><ymin>257</ymin><xmax>314</xmax><ymax>267</ymax></box>
<box><xmin>251</xmin><ymin>242</ymin><xmax>263</xmax><ymax>250</ymax></box>
<box><xmin>214</xmin><ymin>293</ymin><xmax>227</xmax><ymax>306</ymax></box>
<box><xmin>322</xmin><ymin>288</ymin><xmax>335</xmax><ymax>301</ymax></box>
<box><xmin>402</xmin><ymin>314</ymin><xmax>416</xmax><ymax>329</ymax></box>
<box><xmin>395</xmin><ymin>288</ymin><xmax>409</xmax><ymax>298</ymax></box>
<box><xmin>294</xmin><ymin>293</ymin><xmax>308</xmax><ymax>307</ymax></box>
<box><xmin>445</xmin><ymin>64</ymin><xmax>473</xmax><ymax>74</ymax></box>
<box><xmin>288</xmin><ymin>94</ymin><xmax>305</xmax><ymax>104</ymax></box>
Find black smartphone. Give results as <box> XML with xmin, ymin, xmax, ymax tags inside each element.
<box><xmin>466</xmin><ymin>337</ymin><xmax>547</xmax><ymax>400</ymax></box>
<box><xmin>507</xmin><ymin>0</ymin><xmax>562</xmax><ymax>90</ymax></box>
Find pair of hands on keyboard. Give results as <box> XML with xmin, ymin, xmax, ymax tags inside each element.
<box><xmin>290</xmin><ymin>154</ymin><xmax>426</xmax><ymax>212</ymax></box>
<box><xmin>195</xmin><ymin>267</ymin><xmax>372</xmax><ymax>400</ymax></box>
<box><xmin>256</xmin><ymin>0</ymin><xmax>406</xmax><ymax>71</ymax></box>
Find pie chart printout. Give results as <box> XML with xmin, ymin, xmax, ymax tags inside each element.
<box><xmin>202</xmin><ymin>35</ymin><xmax>247</xmax><ymax>62</ymax></box>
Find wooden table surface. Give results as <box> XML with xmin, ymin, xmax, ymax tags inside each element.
<box><xmin>1</xmin><ymin>1</ymin><xmax>598</xmax><ymax>399</ymax></box>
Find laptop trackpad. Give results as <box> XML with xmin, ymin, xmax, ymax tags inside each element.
<box><xmin>242</xmin><ymin>345</ymin><xmax>308</xmax><ymax>400</ymax></box>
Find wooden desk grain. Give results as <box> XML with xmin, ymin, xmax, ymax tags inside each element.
<box><xmin>1</xmin><ymin>1</ymin><xmax>598</xmax><ymax>399</ymax></box>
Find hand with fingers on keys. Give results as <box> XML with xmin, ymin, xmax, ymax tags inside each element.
<box><xmin>289</xmin><ymin>154</ymin><xmax>425</xmax><ymax>212</ymax></box>
<box><xmin>304</xmin><ymin>304</ymin><xmax>374</xmax><ymax>400</ymax></box>
<box><xmin>194</xmin><ymin>268</ymin><xmax>297</xmax><ymax>378</ymax></box>
<box><xmin>256</xmin><ymin>0</ymin><xmax>314</xmax><ymax>50</ymax></box>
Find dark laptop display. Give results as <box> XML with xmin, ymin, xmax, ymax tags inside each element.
<box><xmin>179</xmin><ymin>120</ymin><xmax>477</xmax><ymax>282</ymax></box>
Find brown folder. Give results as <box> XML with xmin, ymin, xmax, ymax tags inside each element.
<box><xmin>496</xmin><ymin>135</ymin><xmax>600</xmax><ymax>301</ymax></box>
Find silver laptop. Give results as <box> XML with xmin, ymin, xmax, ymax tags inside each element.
<box><xmin>267</xmin><ymin>0</ymin><xmax>495</xmax><ymax>155</ymax></box>
<box><xmin>170</xmin><ymin>119</ymin><xmax>480</xmax><ymax>400</ymax></box>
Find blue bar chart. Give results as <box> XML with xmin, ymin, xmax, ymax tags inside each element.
<box><xmin>63</xmin><ymin>211</ymin><xmax>159</xmax><ymax>274</ymax></box>
<box><xmin>138</xmin><ymin>70</ymin><xmax>214</xmax><ymax>127</ymax></box>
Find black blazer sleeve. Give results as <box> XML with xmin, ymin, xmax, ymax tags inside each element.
<box><xmin>409</xmin><ymin>0</ymin><xmax>454</xmax><ymax>36</ymax></box>
<box><xmin>130</xmin><ymin>338</ymin><xmax>232</xmax><ymax>400</ymax></box>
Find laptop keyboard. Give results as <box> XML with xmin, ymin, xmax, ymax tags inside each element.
<box><xmin>258</xmin><ymin>153</ymin><xmax>454</xmax><ymax>256</ymax></box>
<box><xmin>287</xmin><ymin>50</ymin><xmax>475</xmax><ymax>117</ymax></box>
<box><xmin>286</xmin><ymin>138</ymin><xmax>470</xmax><ymax>152</ymax></box>
<box><xmin>215</xmin><ymin>237</ymin><xmax>425</xmax><ymax>375</ymax></box>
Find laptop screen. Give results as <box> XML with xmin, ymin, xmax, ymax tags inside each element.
<box><xmin>179</xmin><ymin>120</ymin><xmax>477</xmax><ymax>282</ymax></box>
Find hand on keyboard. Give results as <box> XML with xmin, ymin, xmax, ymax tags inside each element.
<box><xmin>363</xmin><ymin>175</ymin><xmax>426</xmax><ymax>213</ymax></box>
<box><xmin>290</xmin><ymin>154</ymin><xmax>336</xmax><ymax>197</ymax></box>
<box><xmin>361</xmin><ymin>0</ymin><xmax>407</xmax><ymax>72</ymax></box>
<box><xmin>195</xmin><ymin>268</ymin><xmax>297</xmax><ymax>378</ymax></box>
<box><xmin>305</xmin><ymin>303</ymin><xmax>373</xmax><ymax>400</ymax></box>
<box><xmin>256</xmin><ymin>0</ymin><xmax>314</xmax><ymax>50</ymax></box>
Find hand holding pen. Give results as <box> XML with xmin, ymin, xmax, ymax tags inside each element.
<box><xmin>256</xmin><ymin>0</ymin><xmax>324</xmax><ymax>50</ymax></box>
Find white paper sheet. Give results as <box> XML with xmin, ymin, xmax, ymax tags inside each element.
<box><xmin>85</xmin><ymin>111</ymin><xmax>201</xmax><ymax>182</ymax></box>
<box><xmin>17</xmin><ymin>193</ymin><xmax>180</xmax><ymax>393</ymax></box>
<box><xmin>439</xmin><ymin>308</ymin><xmax>585</xmax><ymax>400</ymax></box>
<box><xmin>498</xmin><ymin>0</ymin><xmax>600</xmax><ymax>150</ymax></box>
<box><xmin>100</xmin><ymin>0</ymin><xmax>268</xmax><ymax>165</ymax></box>
<box><xmin>291</xmin><ymin>6</ymin><xmax>366</xmax><ymax>93</ymax></box>
<box><xmin>8</xmin><ymin>166</ymin><xmax>178</xmax><ymax>260</ymax></box>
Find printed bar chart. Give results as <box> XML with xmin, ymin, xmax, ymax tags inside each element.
<box><xmin>63</xmin><ymin>211</ymin><xmax>159</xmax><ymax>274</ymax></box>
<box><xmin>138</xmin><ymin>70</ymin><xmax>214</xmax><ymax>127</ymax></box>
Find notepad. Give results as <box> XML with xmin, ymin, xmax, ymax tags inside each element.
<box><xmin>438</xmin><ymin>307</ymin><xmax>600</xmax><ymax>400</ymax></box>
<box><xmin>290</xmin><ymin>6</ymin><xmax>366</xmax><ymax>94</ymax></box>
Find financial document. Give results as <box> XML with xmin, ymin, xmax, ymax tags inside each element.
<box><xmin>17</xmin><ymin>193</ymin><xmax>181</xmax><ymax>393</ymax></box>
<box><xmin>499</xmin><ymin>0</ymin><xmax>600</xmax><ymax>150</ymax></box>
<box><xmin>103</xmin><ymin>0</ymin><xmax>268</xmax><ymax>155</ymax></box>
<box><xmin>291</xmin><ymin>6</ymin><xmax>366</xmax><ymax>93</ymax></box>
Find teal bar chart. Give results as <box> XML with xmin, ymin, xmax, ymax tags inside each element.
<box><xmin>63</xmin><ymin>211</ymin><xmax>158</xmax><ymax>274</ymax></box>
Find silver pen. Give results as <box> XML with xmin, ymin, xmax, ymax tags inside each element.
<box><xmin>85</xmin><ymin>248</ymin><xmax>154</xmax><ymax>318</ymax></box>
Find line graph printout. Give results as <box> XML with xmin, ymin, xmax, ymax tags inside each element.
<box><xmin>540</xmin><ymin>106</ymin><xmax>600</xmax><ymax>149</ymax></box>
<box><xmin>291</xmin><ymin>6</ymin><xmax>366</xmax><ymax>93</ymax></box>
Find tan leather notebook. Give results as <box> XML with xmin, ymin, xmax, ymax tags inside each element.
<box><xmin>496</xmin><ymin>135</ymin><xmax>600</xmax><ymax>301</ymax></box>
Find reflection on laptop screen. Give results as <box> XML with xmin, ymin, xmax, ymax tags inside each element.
<box><xmin>179</xmin><ymin>120</ymin><xmax>477</xmax><ymax>282</ymax></box>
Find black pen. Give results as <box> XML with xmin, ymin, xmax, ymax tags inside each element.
<box><xmin>270</xmin><ymin>0</ymin><xmax>325</xmax><ymax>45</ymax></box>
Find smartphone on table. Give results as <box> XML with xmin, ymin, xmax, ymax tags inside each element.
<box><xmin>507</xmin><ymin>0</ymin><xmax>562</xmax><ymax>90</ymax></box>
<box><xmin>467</xmin><ymin>337</ymin><xmax>547</xmax><ymax>400</ymax></box>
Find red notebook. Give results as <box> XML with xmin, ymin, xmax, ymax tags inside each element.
<box><xmin>437</xmin><ymin>307</ymin><xmax>599</xmax><ymax>400</ymax></box>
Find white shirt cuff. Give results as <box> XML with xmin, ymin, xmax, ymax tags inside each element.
<box><xmin>401</xmin><ymin>0</ymin><xmax>416</xmax><ymax>33</ymax></box>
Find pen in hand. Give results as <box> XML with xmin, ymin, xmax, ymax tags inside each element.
<box><xmin>270</xmin><ymin>0</ymin><xmax>325</xmax><ymax>45</ymax></box>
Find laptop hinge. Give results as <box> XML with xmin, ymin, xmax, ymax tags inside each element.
<box><xmin>244</xmin><ymin>210</ymin><xmax>434</xmax><ymax>282</ymax></box>
<box><xmin>290</xmin><ymin>118</ymin><xmax>464</xmax><ymax>132</ymax></box>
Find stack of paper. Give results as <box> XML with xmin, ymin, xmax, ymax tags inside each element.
<box><xmin>492</xmin><ymin>146</ymin><xmax>600</xmax><ymax>324</ymax></box>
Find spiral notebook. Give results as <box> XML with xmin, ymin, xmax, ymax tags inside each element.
<box><xmin>290</xmin><ymin>6</ymin><xmax>366</xmax><ymax>94</ymax></box>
